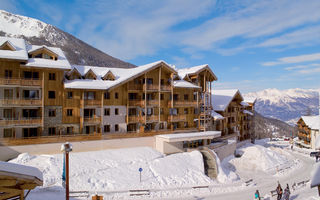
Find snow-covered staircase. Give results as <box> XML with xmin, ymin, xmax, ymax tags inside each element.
<box><xmin>200</xmin><ymin>148</ymin><xmax>218</xmax><ymax>179</ymax></box>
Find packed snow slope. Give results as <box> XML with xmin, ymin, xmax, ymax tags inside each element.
<box><xmin>245</xmin><ymin>88</ymin><xmax>319</xmax><ymax>125</ymax></box>
<box><xmin>0</xmin><ymin>10</ymin><xmax>135</xmax><ymax>68</ymax></box>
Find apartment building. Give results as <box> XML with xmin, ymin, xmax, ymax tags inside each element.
<box><xmin>0</xmin><ymin>37</ymin><xmax>71</xmax><ymax>138</ymax></box>
<box><xmin>296</xmin><ymin>116</ymin><xmax>319</xmax><ymax>149</ymax></box>
<box><xmin>0</xmin><ymin>36</ymin><xmax>254</xmax><ymax>144</ymax></box>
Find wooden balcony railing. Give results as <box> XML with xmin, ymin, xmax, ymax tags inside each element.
<box><xmin>127</xmin><ymin>115</ymin><xmax>143</xmax><ymax>123</ymax></box>
<box><xmin>147</xmin><ymin>100</ymin><xmax>159</xmax><ymax>106</ymax></box>
<box><xmin>83</xmin><ymin>116</ymin><xmax>101</xmax><ymax>124</ymax></box>
<box><xmin>161</xmin><ymin>85</ymin><xmax>171</xmax><ymax>91</ymax></box>
<box><xmin>128</xmin><ymin>84</ymin><xmax>143</xmax><ymax>91</ymax></box>
<box><xmin>168</xmin><ymin>114</ymin><xmax>186</xmax><ymax>122</ymax></box>
<box><xmin>0</xmin><ymin>118</ymin><xmax>42</xmax><ymax>126</ymax></box>
<box><xmin>143</xmin><ymin>84</ymin><xmax>158</xmax><ymax>91</ymax></box>
<box><xmin>0</xmin><ymin>99</ymin><xmax>42</xmax><ymax>106</ymax></box>
<box><xmin>129</xmin><ymin>100</ymin><xmax>144</xmax><ymax>107</ymax></box>
<box><xmin>169</xmin><ymin>101</ymin><xmax>198</xmax><ymax>107</ymax></box>
<box><xmin>84</xmin><ymin>99</ymin><xmax>101</xmax><ymax>106</ymax></box>
<box><xmin>0</xmin><ymin>78</ymin><xmax>42</xmax><ymax>87</ymax></box>
<box><xmin>146</xmin><ymin>115</ymin><xmax>159</xmax><ymax>122</ymax></box>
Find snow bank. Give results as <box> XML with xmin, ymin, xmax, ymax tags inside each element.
<box><xmin>229</xmin><ymin>144</ymin><xmax>291</xmax><ymax>173</ymax></box>
<box><xmin>9</xmin><ymin>147</ymin><xmax>213</xmax><ymax>193</ymax></box>
<box><xmin>211</xmin><ymin>150</ymin><xmax>239</xmax><ymax>184</ymax></box>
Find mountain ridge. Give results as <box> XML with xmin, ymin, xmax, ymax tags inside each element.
<box><xmin>0</xmin><ymin>10</ymin><xmax>136</xmax><ymax>68</ymax></box>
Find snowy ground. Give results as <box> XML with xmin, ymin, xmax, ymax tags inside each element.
<box><xmin>8</xmin><ymin>139</ymin><xmax>320</xmax><ymax>200</ymax></box>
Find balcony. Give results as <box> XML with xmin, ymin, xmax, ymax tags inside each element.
<box><xmin>168</xmin><ymin>114</ymin><xmax>186</xmax><ymax>122</ymax></box>
<box><xmin>0</xmin><ymin>98</ymin><xmax>42</xmax><ymax>107</ymax></box>
<box><xmin>169</xmin><ymin>101</ymin><xmax>198</xmax><ymax>107</ymax></box>
<box><xmin>128</xmin><ymin>84</ymin><xmax>143</xmax><ymax>91</ymax></box>
<box><xmin>0</xmin><ymin>118</ymin><xmax>42</xmax><ymax>126</ymax></box>
<box><xmin>146</xmin><ymin>115</ymin><xmax>159</xmax><ymax>122</ymax></box>
<box><xmin>129</xmin><ymin>100</ymin><xmax>144</xmax><ymax>107</ymax></box>
<box><xmin>127</xmin><ymin>115</ymin><xmax>143</xmax><ymax>123</ymax></box>
<box><xmin>84</xmin><ymin>99</ymin><xmax>101</xmax><ymax>106</ymax></box>
<box><xmin>84</xmin><ymin>116</ymin><xmax>101</xmax><ymax>124</ymax></box>
<box><xmin>161</xmin><ymin>85</ymin><xmax>171</xmax><ymax>91</ymax></box>
<box><xmin>0</xmin><ymin>78</ymin><xmax>42</xmax><ymax>87</ymax></box>
<box><xmin>143</xmin><ymin>84</ymin><xmax>158</xmax><ymax>91</ymax></box>
<box><xmin>147</xmin><ymin>100</ymin><xmax>159</xmax><ymax>106</ymax></box>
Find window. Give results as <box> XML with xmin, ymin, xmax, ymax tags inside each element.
<box><xmin>22</xmin><ymin>109</ymin><xmax>38</xmax><ymax>118</ymax></box>
<box><xmin>48</xmin><ymin>127</ymin><xmax>56</xmax><ymax>135</ymax></box>
<box><xmin>184</xmin><ymin>94</ymin><xmax>189</xmax><ymax>100</ymax></box>
<box><xmin>194</xmin><ymin>108</ymin><xmax>198</xmax><ymax>114</ymax></box>
<box><xmin>128</xmin><ymin>108</ymin><xmax>137</xmax><ymax>116</ymax></box>
<box><xmin>4</xmin><ymin>89</ymin><xmax>13</xmax><ymax>99</ymax></box>
<box><xmin>84</xmin><ymin>109</ymin><xmax>95</xmax><ymax>118</ymax></box>
<box><xmin>170</xmin><ymin>108</ymin><xmax>178</xmax><ymax>115</ymax></box>
<box><xmin>115</xmin><ymin>92</ymin><xmax>119</xmax><ymax>99</ymax></box>
<box><xmin>194</xmin><ymin>93</ymin><xmax>197</xmax><ymax>100</ymax></box>
<box><xmin>48</xmin><ymin>91</ymin><xmax>55</xmax><ymax>99</ymax></box>
<box><xmin>67</xmin><ymin>109</ymin><xmax>73</xmax><ymax>116</ymax></box>
<box><xmin>115</xmin><ymin>108</ymin><xmax>119</xmax><ymax>115</ymax></box>
<box><xmin>67</xmin><ymin>92</ymin><xmax>73</xmax><ymax>99</ymax></box>
<box><xmin>161</xmin><ymin>79</ymin><xmax>164</xmax><ymax>85</ymax></box>
<box><xmin>84</xmin><ymin>91</ymin><xmax>95</xmax><ymax>100</ymax></box>
<box><xmin>3</xmin><ymin>128</ymin><xmax>13</xmax><ymax>138</ymax></box>
<box><xmin>147</xmin><ymin>78</ymin><xmax>153</xmax><ymax>84</ymax></box>
<box><xmin>23</xmin><ymin>90</ymin><xmax>39</xmax><ymax>99</ymax></box>
<box><xmin>160</xmin><ymin>108</ymin><xmax>164</xmax><ymax>114</ymax></box>
<box><xmin>128</xmin><ymin>93</ymin><xmax>138</xmax><ymax>100</ymax></box>
<box><xmin>104</xmin><ymin>125</ymin><xmax>110</xmax><ymax>133</ymax></box>
<box><xmin>66</xmin><ymin>127</ymin><xmax>73</xmax><ymax>134</ymax></box>
<box><xmin>48</xmin><ymin>109</ymin><xmax>56</xmax><ymax>117</ymax></box>
<box><xmin>104</xmin><ymin>108</ymin><xmax>110</xmax><ymax>116</ymax></box>
<box><xmin>173</xmin><ymin>94</ymin><xmax>179</xmax><ymax>100</ymax></box>
<box><xmin>5</xmin><ymin>70</ymin><xmax>12</xmax><ymax>78</ymax></box>
<box><xmin>23</xmin><ymin>71</ymin><xmax>32</xmax><ymax>79</ymax></box>
<box><xmin>104</xmin><ymin>92</ymin><xmax>110</xmax><ymax>99</ymax></box>
<box><xmin>115</xmin><ymin>124</ymin><xmax>119</xmax><ymax>132</ymax></box>
<box><xmin>33</xmin><ymin>72</ymin><xmax>39</xmax><ymax>79</ymax></box>
<box><xmin>3</xmin><ymin>109</ymin><xmax>13</xmax><ymax>119</ymax></box>
<box><xmin>160</xmin><ymin>94</ymin><xmax>164</xmax><ymax>100</ymax></box>
<box><xmin>49</xmin><ymin>73</ymin><xmax>56</xmax><ymax>80</ymax></box>
<box><xmin>147</xmin><ymin>108</ymin><xmax>153</xmax><ymax>116</ymax></box>
<box><xmin>184</xmin><ymin>108</ymin><xmax>188</xmax><ymax>114</ymax></box>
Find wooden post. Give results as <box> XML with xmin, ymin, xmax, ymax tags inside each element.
<box><xmin>170</xmin><ymin>73</ymin><xmax>173</xmax><ymax>131</ymax></box>
<box><xmin>80</xmin><ymin>91</ymin><xmax>84</xmax><ymax>134</ymax></box>
<box><xmin>158</xmin><ymin>67</ymin><xmax>161</xmax><ymax>123</ymax></box>
<box><xmin>41</xmin><ymin>71</ymin><xmax>45</xmax><ymax>136</ymax></box>
<box><xmin>197</xmin><ymin>75</ymin><xmax>200</xmax><ymax>130</ymax></box>
<box><xmin>126</xmin><ymin>84</ymin><xmax>129</xmax><ymax>126</ymax></box>
<box><xmin>144</xmin><ymin>73</ymin><xmax>147</xmax><ymax>126</ymax></box>
<box><xmin>204</xmin><ymin>75</ymin><xmax>206</xmax><ymax>131</ymax></box>
<box><xmin>101</xmin><ymin>92</ymin><xmax>104</xmax><ymax>135</ymax></box>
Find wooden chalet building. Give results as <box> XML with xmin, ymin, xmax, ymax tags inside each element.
<box><xmin>296</xmin><ymin>116</ymin><xmax>319</xmax><ymax>149</ymax></box>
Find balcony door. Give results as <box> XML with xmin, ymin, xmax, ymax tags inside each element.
<box><xmin>4</xmin><ymin>89</ymin><xmax>13</xmax><ymax>99</ymax></box>
<box><xmin>3</xmin><ymin>109</ymin><xmax>13</xmax><ymax>119</ymax></box>
<box><xmin>22</xmin><ymin>109</ymin><xmax>38</xmax><ymax>119</ymax></box>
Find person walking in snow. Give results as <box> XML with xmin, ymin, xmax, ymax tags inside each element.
<box><xmin>254</xmin><ymin>190</ymin><xmax>260</xmax><ymax>200</ymax></box>
<box><xmin>276</xmin><ymin>182</ymin><xmax>283</xmax><ymax>200</ymax></box>
<box><xmin>283</xmin><ymin>184</ymin><xmax>290</xmax><ymax>200</ymax></box>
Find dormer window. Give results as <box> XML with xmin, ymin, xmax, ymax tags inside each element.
<box><xmin>84</xmin><ymin>69</ymin><xmax>97</xmax><ymax>80</ymax></box>
<box><xmin>102</xmin><ymin>71</ymin><xmax>116</xmax><ymax>81</ymax></box>
<box><xmin>0</xmin><ymin>41</ymin><xmax>16</xmax><ymax>51</ymax></box>
<box><xmin>28</xmin><ymin>46</ymin><xmax>58</xmax><ymax>61</ymax></box>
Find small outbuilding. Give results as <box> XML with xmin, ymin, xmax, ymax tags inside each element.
<box><xmin>0</xmin><ymin>161</ymin><xmax>43</xmax><ymax>199</ymax></box>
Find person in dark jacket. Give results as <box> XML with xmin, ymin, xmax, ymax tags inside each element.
<box><xmin>283</xmin><ymin>184</ymin><xmax>290</xmax><ymax>200</ymax></box>
<box><xmin>276</xmin><ymin>182</ymin><xmax>283</xmax><ymax>200</ymax></box>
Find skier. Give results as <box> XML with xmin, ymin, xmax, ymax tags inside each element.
<box><xmin>276</xmin><ymin>182</ymin><xmax>283</xmax><ymax>200</ymax></box>
<box><xmin>254</xmin><ymin>190</ymin><xmax>260</xmax><ymax>200</ymax></box>
<box><xmin>283</xmin><ymin>184</ymin><xmax>290</xmax><ymax>200</ymax></box>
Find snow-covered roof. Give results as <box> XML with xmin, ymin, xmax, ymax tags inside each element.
<box><xmin>65</xmin><ymin>60</ymin><xmax>176</xmax><ymax>90</ymax></box>
<box><xmin>240</xmin><ymin>101</ymin><xmax>249</xmax><ymax>107</ymax></box>
<box><xmin>156</xmin><ymin>131</ymin><xmax>221</xmax><ymax>142</ymax></box>
<box><xmin>243</xmin><ymin>97</ymin><xmax>256</xmax><ymax>104</ymax></box>
<box><xmin>301</xmin><ymin>115</ymin><xmax>320</xmax><ymax>130</ymax></box>
<box><xmin>24</xmin><ymin>45</ymin><xmax>71</xmax><ymax>69</ymax></box>
<box><xmin>0</xmin><ymin>36</ymin><xmax>28</xmax><ymax>61</ymax></box>
<box><xmin>0</xmin><ymin>161</ymin><xmax>43</xmax><ymax>182</ymax></box>
<box><xmin>311</xmin><ymin>162</ymin><xmax>320</xmax><ymax>188</ymax></box>
<box><xmin>177</xmin><ymin>64</ymin><xmax>217</xmax><ymax>80</ymax></box>
<box><xmin>211</xmin><ymin>89</ymin><xmax>244</xmax><ymax>111</ymax></box>
<box><xmin>173</xmin><ymin>80</ymin><xmax>201</xmax><ymax>89</ymax></box>
<box><xmin>243</xmin><ymin>110</ymin><xmax>253</xmax><ymax>116</ymax></box>
<box><xmin>211</xmin><ymin>110</ymin><xmax>224</xmax><ymax>120</ymax></box>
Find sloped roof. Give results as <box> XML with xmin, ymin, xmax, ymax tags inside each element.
<box><xmin>211</xmin><ymin>110</ymin><xmax>224</xmax><ymax>120</ymax></box>
<box><xmin>28</xmin><ymin>45</ymin><xmax>59</xmax><ymax>57</ymax></box>
<box><xmin>211</xmin><ymin>89</ymin><xmax>244</xmax><ymax>111</ymax></box>
<box><xmin>177</xmin><ymin>64</ymin><xmax>217</xmax><ymax>81</ymax></box>
<box><xmin>65</xmin><ymin>60</ymin><xmax>177</xmax><ymax>90</ymax></box>
<box><xmin>244</xmin><ymin>97</ymin><xmax>257</xmax><ymax>104</ymax></box>
<box><xmin>173</xmin><ymin>80</ymin><xmax>201</xmax><ymax>89</ymax></box>
<box><xmin>300</xmin><ymin>115</ymin><xmax>320</xmax><ymax>130</ymax></box>
<box><xmin>25</xmin><ymin>44</ymin><xmax>71</xmax><ymax>69</ymax></box>
<box><xmin>0</xmin><ymin>36</ymin><xmax>28</xmax><ymax>61</ymax></box>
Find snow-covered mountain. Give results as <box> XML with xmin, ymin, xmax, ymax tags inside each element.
<box><xmin>245</xmin><ymin>88</ymin><xmax>319</xmax><ymax>125</ymax></box>
<box><xmin>0</xmin><ymin>10</ymin><xmax>135</xmax><ymax>68</ymax></box>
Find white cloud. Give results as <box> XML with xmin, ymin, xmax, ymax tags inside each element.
<box><xmin>181</xmin><ymin>0</ymin><xmax>320</xmax><ymax>51</ymax></box>
<box><xmin>284</xmin><ymin>65</ymin><xmax>309</xmax><ymax>71</ymax></box>
<box><xmin>262</xmin><ymin>53</ymin><xmax>320</xmax><ymax>66</ymax></box>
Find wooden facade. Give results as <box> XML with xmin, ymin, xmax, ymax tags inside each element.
<box><xmin>297</xmin><ymin>118</ymin><xmax>311</xmax><ymax>146</ymax></box>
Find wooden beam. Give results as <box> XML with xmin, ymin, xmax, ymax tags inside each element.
<box><xmin>144</xmin><ymin>73</ymin><xmax>147</xmax><ymax>126</ymax></box>
<box><xmin>20</xmin><ymin>183</ymin><xmax>38</xmax><ymax>190</ymax></box>
<box><xmin>101</xmin><ymin>92</ymin><xmax>104</xmax><ymax>134</ymax></box>
<box><xmin>0</xmin><ymin>179</ymin><xmax>16</xmax><ymax>186</ymax></box>
<box><xmin>159</xmin><ymin>67</ymin><xmax>161</xmax><ymax>123</ymax></box>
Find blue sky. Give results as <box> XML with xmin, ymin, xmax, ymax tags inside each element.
<box><xmin>1</xmin><ymin>0</ymin><xmax>320</xmax><ymax>93</ymax></box>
